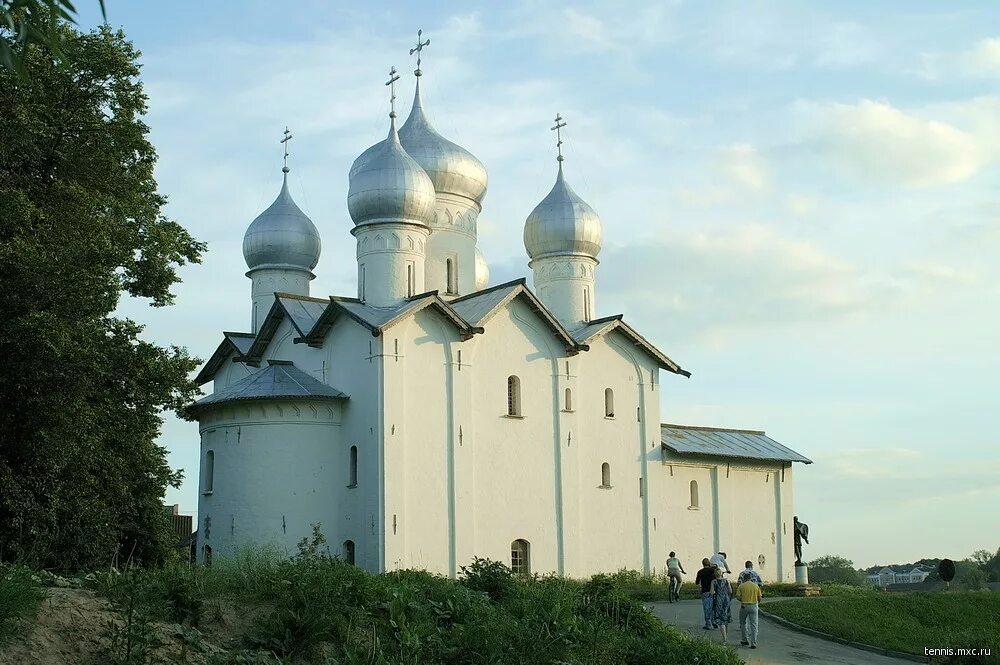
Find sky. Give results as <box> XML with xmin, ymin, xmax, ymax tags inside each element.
<box><xmin>77</xmin><ymin>0</ymin><xmax>1000</xmax><ymax>569</ymax></box>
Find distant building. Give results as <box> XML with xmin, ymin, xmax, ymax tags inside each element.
<box><xmin>865</xmin><ymin>565</ymin><xmax>932</xmax><ymax>586</ymax></box>
<box><xmin>164</xmin><ymin>504</ymin><xmax>195</xmax><ymax>560</ymax></box>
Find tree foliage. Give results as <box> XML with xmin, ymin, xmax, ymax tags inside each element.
<box><xmin>0</xmin><ymin>20</ymin><xmax>204</xmax><ymax>569</ymax></box>
<box><xmin>1</xmin><ymin>1</ymin><xmax>105</xmax><ymax>75</ymax></box>
<box><xmin>806</xmin><ymin>554</ymin><xmax>864</xmax><ymax>585</ymax></box>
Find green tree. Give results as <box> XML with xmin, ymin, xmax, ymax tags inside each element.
<box><xmin>0</xmin><ymin>21</ymin><xmax>204</xmax><ymax>569</ymax></box>
<box><xmin>807</xmin><ymin>555</ymin><xmax>864</xmax><ymax>585</ymax></box>
<box><xmin>1</xmin><ymin>1</ymin><xmax>105</xmax><ymax>74</ymax></box>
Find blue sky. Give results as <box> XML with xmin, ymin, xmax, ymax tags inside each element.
<box><xmin>81</xmin><ymin>1</ymin><xmax>999</xmax><ymax>568</ymax></box>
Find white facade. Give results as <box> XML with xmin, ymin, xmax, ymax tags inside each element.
<box><xmin>191</xmin><ymin>60</ymin><xmax>809</xmax><ymax>582</ymax></box>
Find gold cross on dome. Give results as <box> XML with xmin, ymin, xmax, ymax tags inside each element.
<box><xmin>410</xmin><ymin>29</ymin><xmax>430</xmax><ymax>75</ymax></box>
<box><xmin>385</xmin><ymin>66</ymin><xmax>401</xmax><ymax>118</ymax></box>
<box><xmin>551</xmin><ymin>113</ymin><xmax>567</xmax><ymax>162</ymax></box>
<box><xmin>280</xmin><ymin>126</ymin><xmax>293</xmax><ymax>173</ymax></box>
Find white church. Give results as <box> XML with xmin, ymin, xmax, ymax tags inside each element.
<box><xmin>190</xmin><ymin>42</ymin><xmax>812</xmax><ymax>582</ymax></box>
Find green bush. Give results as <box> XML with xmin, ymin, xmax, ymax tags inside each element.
<box><xmin>0</xmin><ymin>564</ymin><xmax>45</xmax><ymax>645</ymax></box>
<box><xmin>459</xmin><ymin>556</ymin><xmax>516</xmax><ymax>601</ymax></box>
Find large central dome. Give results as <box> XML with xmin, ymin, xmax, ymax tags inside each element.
<box><xmin>398</xmin><ymin>79</ymin><xmax>488</xmax><ymax>205</ymax></box>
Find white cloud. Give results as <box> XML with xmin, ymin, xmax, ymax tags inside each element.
<box><xmin>719</xmin><ymin>143</ymin><xmax>769</xmax><ymax>191</ymax></box>
<box><xmin>905</xmin><ymin>261</ymin><xmax>978</xmax><ymax>285</ymax></box>
<box><xmin>562</xmin><ymin>9</ymin><xmax>614</xmax><ymax>52</ymax></box>
<box><xmin>806</xmin><ymin>100</ymin><xmax>991</xmax><ymax>187</ymax></box>
<box><xmin>922</xmin><ymin>38</ymin><xmax>1000</xmax><ymax>79</ymax></box>
<box><xmin>598</xmin><ymin>223</ymin><xmax>898</xmax><ymax>343</ymax></box>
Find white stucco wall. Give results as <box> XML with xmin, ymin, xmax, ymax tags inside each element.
<box><xmin>423</xmin><ymin>193</ymin><xmax>480</xmax><ymax>298</ymax></box>
<box><xmin>198</xmin><ymin>294</ymin><xmax>802</xmax><ymax>581</ymax></box>
<box><xmin>196</xmin><ymin>399</ymin><xmax>342</xmax><ymax>560</ymax></box>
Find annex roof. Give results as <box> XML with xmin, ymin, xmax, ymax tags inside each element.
<box><xmin>194</xmin><ymin>331</ymin><xmax>255</xmax><ymax>386</ymax></box>
<box><xmin>573</xmin><ymin>315</ymin><xmax>690</xmax><ymax>377</ymax></box>
<box><xmin>660</xmin><ymin>424</ymin><xmax>811</xmax><ymax>464</ymax></box>
<box><xmin>189</xmin><ymin>360</ymin><xmax>347</xmax><ymax>413</ymax></box>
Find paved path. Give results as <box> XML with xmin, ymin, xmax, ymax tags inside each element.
<box><xmin>648</xmin><ymin>600</ymin><xmax>913</xmax><ymax>665</ymax></box>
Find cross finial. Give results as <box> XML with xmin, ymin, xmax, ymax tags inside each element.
<box><xmin>385</xmin><ymin>66</ymin><xmax>401</xmax><ymax>118</ymax></box>
<box><xmin>551</xmin><ymin>113</ymin><xmax>567</xmax><ymax>163</ymax></box>
<box><xmin>410</xmin><ymin>29</ymin><xmax>430</xmax><ymax>76</ymax></box>
<box><xmin>280</xmin><ymin>126</ymin><xmax>293</xmax><ymax>174</ymax></box>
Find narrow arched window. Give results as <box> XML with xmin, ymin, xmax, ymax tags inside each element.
<box><xmin>349</xmin><ymin>445</ymin><xmax>358</xmax><ymax>487</ymax></box>
<box><xmin>204</xmin><ymin>450</ymin><xmax>215</xmax><ymax>493</ymax></box>
<box><xmin>446</xmin><ymin>258</ymin><xmax>456</xmax><ymax>294</ymax></box>
<box><xmin>601</xmin><ymin>462</ymin><xmax>611</xmax><ymax>487</ymax></box>
<box><xmin>359</xmin><ymin>264</ymin><xmax>366</xmax><ymax>300</ymax></box>
<box><xmin>584</xmin><ymin>287</ymin><xmax>591</xmax><ymax>320</ymax></box>
<box><xmin>203</xmin><ymin>544</ymin><xmax>213</xmax><ymax>567</ymax></box>
<box><xmin>604</xmin><ymin>388</ymin><xmax>615</xmax><ymax>418</ymax></box>
<box><xmin>406</xmin><ymin>263</ymin><xmax>414</xmax><ymax>297</ymax></box>
<box><xmin>507</xmin><ymin>375</ymin><xmax>521</xmax><ymax>416</ymax></box>
<box><xmin>564</xmin><ymin>387</ymin><xmax>573</xmax><ymax>411</ymax></box>
<box><xmin>343</xmin><ymin>539</ymin><xmax>355</xmax><ymax>565</ymax></box>
<box><xmin>511</xmin><ymin>539</ymin><xmax>530</xmax><ymax>575</ymax></box>
<box><xmin>689</xmin><ymin>480</ymin><xmax>699</xmax><ymax>508</ymax></box>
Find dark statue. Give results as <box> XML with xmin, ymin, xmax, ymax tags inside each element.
<box><xmin>793</xmin><ymin>516</ymin><xmax>809</xmax><ymax>566</ymax></box>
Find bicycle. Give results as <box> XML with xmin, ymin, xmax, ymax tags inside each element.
<box><xmin>668</xmin><ymin>574</ymin><xmax>682</xmax><ymax>603</ymax></box>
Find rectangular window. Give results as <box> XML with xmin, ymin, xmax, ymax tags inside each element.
<box><xmin>204</xmin><ymin>450</ymin><xmax>215</xmax><ymax>493</ymax></box>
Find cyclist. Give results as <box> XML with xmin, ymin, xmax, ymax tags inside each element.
<box><xmin>666</xmin><ymin>551</ymin><xmax>686</xmax><ymax>602</ymax></box>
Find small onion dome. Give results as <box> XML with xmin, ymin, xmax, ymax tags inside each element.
<box><xmin>348</xmin><ymin>119</ymin><xmax>436</xmax><ymax>227</ymax></box>
<box><xmin>243</xmin><ymin>175</ymin><xmax>321</xmax><ymax>273</ymax></box>
<box><xmin>523</xmin><ymin>164</ymin><xmax>602</xmax><ymax>260</ymax></box>
<box><xmin>474</xmin><ymin>247</ymin><xmax>490</xmax><ymax>291</ymax></box>
<box><xmin>398</xmin><ymin>79</ymin><xmax>488</xmax><ymax>205</ymax></box>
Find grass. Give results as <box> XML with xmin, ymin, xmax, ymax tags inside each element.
<box><xmin>765</xmin><ymin>590</ymin><xmax>1000</xmax><ymax>663</ymax></box>
<box><xmin>0</xmin><ymin>564</ymin><xmax>45</xmax><ymax>645</ymax></box>
<box><xmin>63</xmin><ymin>543</ymin><xmax>745</xmax><ymax>664</ymax></box>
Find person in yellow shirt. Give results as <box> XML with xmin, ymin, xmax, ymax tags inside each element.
<box><xmin>735</xmin><ymin>579</ymin><xmax>763</xmax><ymax>649</ymax></box>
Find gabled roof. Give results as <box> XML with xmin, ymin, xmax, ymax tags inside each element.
<box><xmin>572</xmin><ymin>315</ymin><xmax>690</xmax><ymax>377</ymax></box>
<box><xmin>194</xmin><ymin>331</ymin><xmax>256</xmax><ymax>386</ymax></box>
<box><xmin>189</xmin><ymin>360</ymin><xmax>347</xmax><ymax>413</ymax></box>
<box><xmin>276</xmin><ymin>293</ymin><xmax>329</xmax><ymax>337</ymax></box>
<box><xmin>301</xmin><ymin>291</ymin><xmax>480</xmax><ymax>346</ymax></box>
<box><xmin>661</xmin><ymin>423</ymin><xmax>811</xmax><ymax>464</ymax></box>
<box><xmin>450</xmin><ymin>278</ymin><xmax>579</xmax><ymax>352</ymax></box>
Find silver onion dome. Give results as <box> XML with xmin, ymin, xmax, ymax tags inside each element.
<box><xmin>474</xmin><ymin>247</ymin><xmax>490</xmax><ymax>290</ymax></box>
<box><xmin>243</xmin><ymin>174</ymin><xmax>322</xmax><ymax>273</ymax></box>
<box><xmin>524</xmin><ymin>164</ymin><xmax>602</xmax><ymax>260</ymax></box>
<box><xmin>348</xmin><ymin>118</ymin><xmax>437</xmax><ymax>227</ymax></box>
<box><xmin>398</xmin><ymin>79</ymin><xmax>488</xmax><ymax>205</ymax></box>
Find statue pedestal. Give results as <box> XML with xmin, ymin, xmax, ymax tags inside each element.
<box><xmin>794</xmin><ymin>565</ymin><xmax>809</xmax><ymax>585</ymax></box>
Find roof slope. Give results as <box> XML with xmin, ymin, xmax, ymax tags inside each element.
<box><xmin>661</xmin><ymin>423</ymin><xmax>811</xmax><ymax>464</ymax></box>
<box><xmin>573</xmin><ymin>315</ymin><xmax>690</xmax><ymax>377</ymax></box>
<box><xmin>194</xmin><ymin>332</ymin><xmax>255</xmax><ymax>385</ymax></box>
<box><xmin>190</xmin><ymin>360</ymin><xmax>347</xmax><ymax>412</ymax></box>
<box><xmin>276</xmin><ymin>293</ymin><xmax>329</xmax><ymax>336</ymax></box>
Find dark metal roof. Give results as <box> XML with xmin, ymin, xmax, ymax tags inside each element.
<box><xmin>190</xmin><ymin>360</ymin><xmax>347</xmax><ymax>413</ymax></box>
<box><xmin>572</xmin><ymin>316</ymin><xmax>690</xmax><ymax>377</ymax></box>
<box><xmin>194</xmin><ymin>332</ymin><xmax>256</xmax><ymax>385</ymax></box>
<box><xmin>660</xmin><ymin>424</ymin><xmax>811</xmax><ymax>464</ymax></box>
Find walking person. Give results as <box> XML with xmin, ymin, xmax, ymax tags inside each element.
<box><xmin>737</xmin><ymin>560</ymin><xmax>763</xmax><ymax>588</ymax></box>
<box><xmin>736</xmin><ymin>576</ymin><xmax>763</xmax><ymax>649</ymax></box>
<box><xmin>711</xmin><ymin>567</ymin><xmax>734</xmax><ymax>643</ymax></box>
<box><xmin>666</xmin><ymin>551</ymin><xmax>686</xmax><ymax>602</ymax></box>
<box><xmin>695</xmin><ymin>558</ymin><xmax>716</xmax><ymax>630</ymax></box>
<box><xmin>710</xmin><ymin>551</ymin><xmax>731</xmax><ymax>574</ymax></box>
